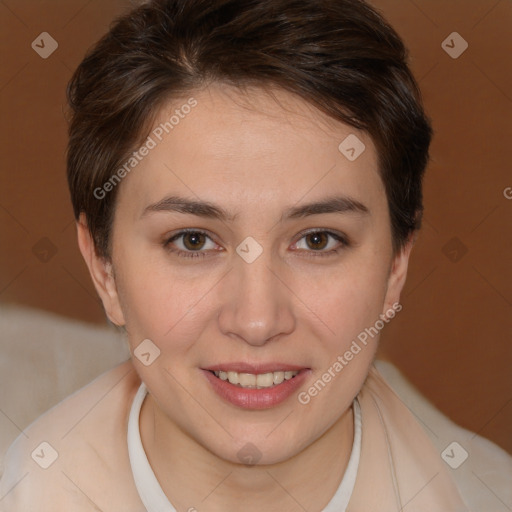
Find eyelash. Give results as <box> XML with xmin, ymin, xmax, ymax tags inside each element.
<box><xmin>163</xmin><ymin>228</ymin><xmax>350</xmax><ymax>260</ymax></box>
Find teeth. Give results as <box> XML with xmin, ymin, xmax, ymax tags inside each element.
<box><xmin>212</xmin><ymin>370</ymin><xmax>299</xmax><ymax>388</ymax></box>
<box><xmin>273</xmin><ymin>371</ymin><xmax>285</xmax><ymax>384</ymax></box>
<box><xmin>227</xmin><ymin>371</ymin><xmax>239</xmax><ymax>385</ymax></box>
<box><xmin>238</xmin><ymin>373</ymin><xmax>256</xmax><ymax>387</ymax></box>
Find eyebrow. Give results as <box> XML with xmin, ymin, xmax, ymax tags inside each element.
<box><xmin>140</xmin><ymin>194</ymin><xmax>369</xmax><ymax>222</ymax></box>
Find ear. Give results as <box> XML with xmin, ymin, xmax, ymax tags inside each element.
<box><xmin>76</xmin><ymin>214</ymin><xmax>126</xmax><ymax>326</ymax></box>
<box><xmin>382</xmin><ymin>232</ymin><xmax>416</xmax><ymax>315</ymax></box>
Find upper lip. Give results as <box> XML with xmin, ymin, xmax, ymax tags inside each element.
<box><xmin>202</xmin><ymin>363</ymin><xmax>309</xmax><ymax>373</ymax></box>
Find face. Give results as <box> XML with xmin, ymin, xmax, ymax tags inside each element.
<box><xmin>80</xmin><ymin>83</ymin><xmax>411</xmax><ymax>465</ymax></box>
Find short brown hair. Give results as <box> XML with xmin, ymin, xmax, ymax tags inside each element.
<box><xmin>67</xmin><ymin>0</ymin><xmax>432</xmax><ymax>259</ymax></box>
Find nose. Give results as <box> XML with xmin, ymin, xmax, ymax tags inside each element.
<box><xmin>217</xmin><ymin>250</ymin><xmax>296</xmax><ymax>347</ymax></box>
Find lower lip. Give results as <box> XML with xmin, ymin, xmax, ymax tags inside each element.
<box><xmin>202</xmin><ymin>369</ymin><xmax>310</xmax><ymax>410</ymax></box>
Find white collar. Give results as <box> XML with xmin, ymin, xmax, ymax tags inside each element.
<box><xmin>128</xmin><ymin>382</ymin><xmax>361</xmax><ymax>512</ymax></box>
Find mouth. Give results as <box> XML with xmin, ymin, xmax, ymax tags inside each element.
<box><xmin>201</xmin><ymin>365</ymin><xmax>310</xmax><ymax>409</ymax></box>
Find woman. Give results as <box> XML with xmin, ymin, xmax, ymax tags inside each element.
<box><xmin>0</xmin><ymin>0</ymin><xmax>470</xmax><ymax>510</ymax></box>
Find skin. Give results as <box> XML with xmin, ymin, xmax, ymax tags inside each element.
<box><xmin>78</xmin><ymin>83</ymin><xmax>413</xmax><ymax>511</ymax></box>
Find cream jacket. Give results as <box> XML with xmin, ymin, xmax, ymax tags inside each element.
<box><xmin>0</xmin><ymin>360</ymin><xmax>469</xmax><ymax>511</ymax></box>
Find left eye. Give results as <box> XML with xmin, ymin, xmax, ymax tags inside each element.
<box><xmin>293</xmin><ymin>231</ymin><xmax>346</xmax><ymax>253</ymax></box>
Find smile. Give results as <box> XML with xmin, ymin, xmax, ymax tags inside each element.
<box><xmin>202</xmin><ymin>367</ymin><xmax>310</xmax><ymax>409</ymax></box>
<box><xmin>211</xmin><ymin>370</ymin><xmax>300</xmax><ymax>389</ymax></box>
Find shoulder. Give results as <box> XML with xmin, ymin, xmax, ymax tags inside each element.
<box><xmin>369</xmin><ymin>360</ymin><xmax>512</xmax><ymax>511</ymax></box>
<box><xmin>353</xmin><ymin>364</ymin><xmax>470</xmax><ymax>511</ymax></box>
<box><xmin>0</xmin><ymin>360</ymin><xmax>144</xmax><ymax>511</ymax></box>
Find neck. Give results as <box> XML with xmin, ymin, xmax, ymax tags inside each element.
<box><xmin>139</xmin><ymin>394</ymin><xmax>354</xmax><ymax>512</ymax></box>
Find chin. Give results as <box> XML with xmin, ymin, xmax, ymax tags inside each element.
<box><xmin>210</xmin><ymin>428</ymin><xmax>309</xmax><ymax>466</ymax></box>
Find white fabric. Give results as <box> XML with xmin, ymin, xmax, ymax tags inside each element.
<box><xmin>128</xmin><ymin>382</ymin><xmax>362</xmax><ymax>512</ymax></box>
<box><xmin>322</xmin><ymin>398</ymin><xmax>361</xmax><ymax>512</ymax></box>
<box><xmin>0</xmin><ymin>304</ymin><xmax>129</xmax><ymax>471</ymax></box>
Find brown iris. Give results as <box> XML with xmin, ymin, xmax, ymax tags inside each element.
<box><xmin>305</xmin><ymin>232</ymin><xmax>329</xmax><ymax>250</ymax></box>
<box><xmin>182</xmin><ymin>232</ymin><xmax>206</xmax><ymax>250</ymax></box>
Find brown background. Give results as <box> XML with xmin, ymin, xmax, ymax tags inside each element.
<box><xmin>0</xmin><ymin>0</ymin><xmax>511</xmax><ymax>453</ymax></box>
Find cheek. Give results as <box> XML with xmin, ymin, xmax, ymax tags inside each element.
<box><xmin>294</xmin><ymin>255</ymin><xmax>390</xmax><ymax>349</ymax></box>
<box><xmin>115</xmin><ymin>253</ymin><xmax>220</xmax><ymax>353</ymax></box>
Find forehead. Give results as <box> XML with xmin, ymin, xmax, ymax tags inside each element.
<box><xmin>115</xmin><ymin>83</ymin><xmax>384</xmax><ymax>218</ymax></box>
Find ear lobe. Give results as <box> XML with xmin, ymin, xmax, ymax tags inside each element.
<box><xmin>76</xmin><ymin>214</ymin><xmax>126</xmax><ymax>326</ymax></box>
<box><xmin>382</xmin><ymin>234</ymin><xmax>415</xmax><ymax>316</ymax></box>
